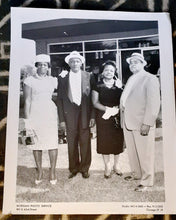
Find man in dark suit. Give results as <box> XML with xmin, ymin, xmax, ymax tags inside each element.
<box><xmin>57</xmin><ymin>51</ymin><xmax>95</xmax><ymax>179</ymax></box>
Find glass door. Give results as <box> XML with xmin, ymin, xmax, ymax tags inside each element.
<box><xmin>85</xmin><ymin>51</ymin><xmax>117</xmax><ymax>82</ymax></box>
<box><xmin>120</xmin><ymin>50</ymin><xmax>141</xmax><ymax>85</ymax></box>
<box><xmin>143</xmin><ymin>49</ymin><xmax>160</xmax><ymax>75</ymax></box>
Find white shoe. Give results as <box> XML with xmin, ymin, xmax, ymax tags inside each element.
<box><xmin>50</xmin><ymin>179</ymin><xmax>57</xmax><ymax>185</ymax></box>
<box><xmin>35</xmin><ymin>179</ymin><xmax>42</xmax><ymax>185</ymax></box>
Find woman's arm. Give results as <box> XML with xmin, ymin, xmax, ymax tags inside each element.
<box><xmin>23</xmin><ymin>84</ymin><xmax>32</xmax><ymax>119</ymax></box>
<box><xmin>92</xmin><ymin>90</ymin><xmax>106</xmax><ymax>112</ymax></box>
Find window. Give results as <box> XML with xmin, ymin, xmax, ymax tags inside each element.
<box><xmin>119</xmin><ymin>36</ymin><xmax>159</xmax><ymax>49</ymax></box>
<box><xmin>85</xmin><ymin>40</ymin><xmax>116</xmax><ymax>51</ymax></box>
<box><xmin>49</xmin><ymin>43</ymin><xmax>82</xmax><ymax>53</ymax></box>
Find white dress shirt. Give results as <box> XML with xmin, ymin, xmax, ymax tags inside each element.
<box><xmin>69</xmin><ymin>70</ymin><xmax>82</xmax><ymax>106</ymax></box>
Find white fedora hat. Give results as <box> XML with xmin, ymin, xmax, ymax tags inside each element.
<box><xmin>65</xmin><ymin>51</ymin><xmax>85</xmax><ymax>64</ymax></box>
<box><xmin>35</xmin><ymin>54</ymin><xmax>50</xmax><ymax>63</ymax></box>
<box><xmin>126</xmin><ymin>53</ymin><xmax>147</xmax><ymax>66</ymax></box>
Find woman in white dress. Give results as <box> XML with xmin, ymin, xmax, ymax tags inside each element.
<box><xmin>23</xmin><ymin>54</ymin><xmax>58</xmax><ymax>185</ymax></box>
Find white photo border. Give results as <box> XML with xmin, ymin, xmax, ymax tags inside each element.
<box><xmin>3</xmin><ymin>7</ymin><xmax>176</xmax><ymax>214</ymax></box>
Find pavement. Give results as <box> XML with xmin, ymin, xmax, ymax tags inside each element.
<box><xmin>16</xmin><ymin>124</ymin><xmax>164</xmax><ymax>203</ymax></box>
<box><xmin>17</xmin><ymin>123</ymin><xmax>164</xmax><ymax>174</ymax></box>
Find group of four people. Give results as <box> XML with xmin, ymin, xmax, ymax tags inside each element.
<box><xmin>23</xmin><ymin>50</ymin><xmax>160</xmax><ymax>192</ymax></box>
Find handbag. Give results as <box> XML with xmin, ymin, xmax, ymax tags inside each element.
<box><xmin>113</xmin><ymin>113</ymin><xmax>121</xmax><ymax>129</ymax></box>
<box><xmin>20</xmin><ymin>129</ymin><xmax>38</xmax><ymax>146</ymax></box>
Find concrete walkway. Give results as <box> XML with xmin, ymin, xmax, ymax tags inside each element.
<box><xmin>17</xmin><ymin>125</ymin><xmax>164</xmax><ymax>174</ymax></box>
<box><xmin>17</xmin><ymin>122</ymin><xmax>164</xmax><ymax>203</ymax></box>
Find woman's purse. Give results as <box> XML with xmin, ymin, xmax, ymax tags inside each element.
<box><xmin>19</xmin><ymin>119</ymin><xmax>38</xmax><ymax>146</ymax></box>
<box><xmin>20</xmin><ymin>129</ymin><xmax>38</xmax><ymax>146</ymax></box>
<box><xmin>21</xmin><ymin>129</ymin><xmax>38</xmax><ymax>145</ymax></box>
<box><xmin>113</xmin><ymin>113</ymin><xmax>121</xmax><ymax>129</ymax></box>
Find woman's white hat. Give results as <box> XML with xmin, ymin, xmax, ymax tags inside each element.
<box><xmin>126</xmin><ymin>53</ymin><xmax>147</xmax><ymax>66</ymax></box>
<box><xmin>65</xmin><ymin>51</ymin><xmax>85</xmax><ymax>64</ymax></box>
<box><xmin>35</xmin><ymin>54</ymin><xmax>51</xmax><ymax>63</ymax></box>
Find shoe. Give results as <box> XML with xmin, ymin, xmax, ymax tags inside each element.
<box><xmin>104</xmin><ymin>174</ymin><xmax>111</xmax><ymax>179</ymax></box>
<box><xmin>124</xmin><ymin>175</ymin><xmax>139</xmax><ymax>181</ymax></box>
<box><xmin>113</xmin><ymin>168</ymin><xmax>123</xmax><ymax>176</ymax></box>
<box><xmin>124</xmin><ymin>175</ymin><xmax>133</xmax><ymax>181</ymax></box>
<box><xmin>81</xmin><ymin>171</ymin><xmax>90</xmax><ymax>178</ymax></box>
<box><xmin>50</xmin><ymin>179</ymin><xmax>57</xmax><ymax>185</ymax></box>
<box><xmin>35</xmin><ymin>179</ymin><xmax>42</xmax><ymax>185</ymax></box>
<box><xmin>134</xmin><ymin>184</ymin><xmax>148</xmax><ymax>192</ymax></box>
<box><xmin>68</xmin><ymin>172</ymin><xmax>77</xmax><ymax>179</ymax></box>
<box><xmin>35</xmin><ymin>169</ymin><xmax>43</xmax><ymax>185</ymax></box>
<box><xmin>104</xmin><ymin>170</ymin><xmax>112</xmax><ymax>179</ymax></box>
<box><xmin>104</xmin><ymin>168</ymin><xmax>112</xmax><ymax>179</ymax></box>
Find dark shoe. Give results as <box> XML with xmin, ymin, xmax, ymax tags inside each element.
<box><xmin>104</xmin><ymin>168</ymin><xmax>112</xmax><ymax>179</ymax></box>
<box><xmin>124</xmin><ymin>175</ymin><xmax>139</xmax><ymax>181</ymax></box>
<box><xmin>134</xmin><ymin>184</ymin><xmax>149</xmax><ymax>192</ymax></box>
<box><xmin>124</xmin><ymin>175</ymin><xmax>133</xmax><ymax>181</ymax></box>
<box><xmin>104</xmin><ymin>174</ymin><xmax>111</xmax><ymax>179</ymax></box>
<box><xmin>113</xmin><ymin>169</ymin><xmax>123</xmax><ymax>176</ymax></box>
<box><xmin>81</xmin><ymin>171</ymin><xmax>90</xmax><ymax>178</ymax></box>
<box><xmin>68</xmin><ymin>172</ymin><xmax>77</xmax><ymax>179</ymax></box>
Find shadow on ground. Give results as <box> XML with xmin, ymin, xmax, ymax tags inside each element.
<box><xmin>16</xmin><ymin>166</ymin><xmax>165</xmax><ymax>203</ymax></box>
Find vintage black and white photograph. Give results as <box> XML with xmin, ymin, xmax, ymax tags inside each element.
<box><xmin>3</xmin><ymin>8</ymin><xmax>176</xmax><ymax>214</ymax></box>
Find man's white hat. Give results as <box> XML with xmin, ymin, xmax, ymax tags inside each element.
<box><xmin>126</xmin><ymin>53</ymin><xmax>147</xmax><ymax>66</ymax></box>
<box><xmin>35</xmin><ymin>54</ymin><xmax>51</xmax><ymax>63</ymax></box>
<box><xmin>65</xmin><ymin>51</ymin><xmax>85</xmax><ymax>64</ymax></box>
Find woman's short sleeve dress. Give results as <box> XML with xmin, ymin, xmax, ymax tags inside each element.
<box><xmin>23</xmin><ymin>76</ymin><xmax>58</xmax><ymax>150</ymax></box>
<box><xmin>93</xmin><ymin>81</ymin><xmax>124</xmax><ymax>155</ymax></box>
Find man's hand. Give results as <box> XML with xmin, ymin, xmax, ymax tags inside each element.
<box><xmin>89</xmin><ymin>118</ymin><xmax>95</xmax><ymax>128</ymax></box>
<box><xmin>140</xmin><ymin>124</ymin><xmax>150</xmax><ymax>136</ymax></box>
<box><xmin>59</xmin><ymin>122</ymin><xmax>66</xmax><ymax>132</ymax></box>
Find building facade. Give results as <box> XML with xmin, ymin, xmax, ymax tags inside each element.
<box><xmin>22</xmin><ymin>18</ymin><xmax>159</xmax><ymax>84</ymax></box>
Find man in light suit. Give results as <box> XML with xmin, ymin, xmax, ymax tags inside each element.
<box><xmin>120</xmin><ymin>53</ymin><xmax>160</xmax><ymax>192</ymax></box>
<box><xmin>57</xmin><ymin>51</ymin><xmax>95</xmax><ymax>179</ymax></box>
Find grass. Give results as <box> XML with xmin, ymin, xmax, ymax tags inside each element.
<box><xmin>16</xmin><ymin>128</ymin><xmax>165</xmax><ymax>203</ymax></box>
<box><xmin>16</xmin><ymin>168</ymin><xmax>165</xmax><ymax>203</ymax></box>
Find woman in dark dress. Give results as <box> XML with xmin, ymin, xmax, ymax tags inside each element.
<box><xmin>92</xmin><ymin>60</ymin><xmax>124</xmax><ymax>178</ymax></box>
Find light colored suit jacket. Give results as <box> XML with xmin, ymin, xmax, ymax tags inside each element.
<box><xmin>122</xmin><ymin>70</ymin><xmax>160</xmax><ymax>130</ymax></box>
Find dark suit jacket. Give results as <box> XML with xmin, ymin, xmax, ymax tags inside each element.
<box><xmin>57</xmin><ymin>70</ymin><xmax>94</xmax><ymax>129</ymax></box>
